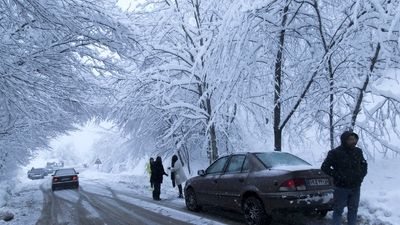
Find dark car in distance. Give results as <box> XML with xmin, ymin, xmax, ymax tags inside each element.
<box><xmin>51</xmin><ymin>168</ymin><xmax>79</xmax><ymax>191</ymax></box>
<box><xmin>184</xmin><ymin>152</ymin><xmax>334</xmax><ymax>225</ymax></box>
<box><xmin>27</xmin><ymin>168</ymin><xmax>47</xmax><ymax>179</ymax></box>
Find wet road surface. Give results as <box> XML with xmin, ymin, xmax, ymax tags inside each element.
<box><xmin>35</xmin><ymin>178</ymin><xmax>333</xmax><ymax>225</ymax></box>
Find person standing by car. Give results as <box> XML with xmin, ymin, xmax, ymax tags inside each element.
<box><xmin>152</xmin><ymin>156</ymin><xmax>168</xmax><ymax>200</ymax></box>
<box><xmin>321</xmin><ymin>131</ymin><xmax>368</xmax><ymax>225</ymax></box>
<box><xmin>168</xmin><ymin>155</ymin><xmax>187</xmax><ymax>198</ymax></box>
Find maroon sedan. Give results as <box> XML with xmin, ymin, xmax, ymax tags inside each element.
<box><xmin>184</xmin><ymin>152</ymin><xmax>333</xmax><ymax>225</ymax></box>
<box><xmin>51</xmin><ymin>168</ymin><xmax>79</xmax><ymax>191</ymax></box>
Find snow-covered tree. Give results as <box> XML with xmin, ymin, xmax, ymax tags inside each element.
<box><xmin>0</xmin><ymin>0</ymin><xmax>138</xmax><ymax>175</ymax></box>
<box><xmin>109</xmin><ymin>0</ymin><xmax>400</xmax><ymax>165</ymax></box>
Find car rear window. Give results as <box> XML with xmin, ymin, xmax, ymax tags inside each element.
<box><xmin>255</xmin><ymin>152</ymin><xmax>310</xmax><ymax>168</ymax></box>
<box><xmin>55</xmin><ymin>169</ymin><xmax>76</xmax><ymax>176</ymax></box>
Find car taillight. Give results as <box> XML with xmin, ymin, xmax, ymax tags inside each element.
<box><xmin>279</xmin><ymin>178</ymin><xmax>306</xmax><ymax>191</ymax></box>
<box><xmin>53</xmin><ymin>177</ymin><xmax>59</xmax><ymax>182</ymax></box>
<box><xmin>72</xmin><ymin>176</ymin><xmax>78</xmax><ymax>181</ymax></box>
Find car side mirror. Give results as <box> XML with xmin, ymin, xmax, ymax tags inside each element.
<box><xmin>197</xmin><ymin>170</ymin><xmax>205</xmax><ymax>176</ymax></box>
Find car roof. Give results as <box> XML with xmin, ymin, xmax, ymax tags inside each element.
<box><xmin>220</xmin><ymin>151</ymin><xmax>289</xmax><ymax>157</ymax></box>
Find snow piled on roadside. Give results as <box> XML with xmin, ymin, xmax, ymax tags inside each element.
<box><xmin>358</xmin><ymin>158</ymin><xmax>400</xmax><ymax>225</ymax></box>
<box><xmin>0</xmin><ymin>176</ymin><xmax>45</xmax><ymax>225</ymax></box>
<box><xmin>0</xmin><ymin>182</ymin><xmax>10</xmax><ymax>208</ymax></box>
<box><xmin>79</xmin><ymin>168</ymin><xmax>181</xmax><ymax>200</ymax></box>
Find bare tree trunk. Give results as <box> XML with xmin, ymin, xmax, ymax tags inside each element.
<box><xmin>209</xmin><ymin>124</ymin><xmax>218</xmax><ymax>163</ymax></box>
<box><xmin>206</xmin><ymin>97</ymin><xmax>219</xmax><ymax>163</ymax></box>
<box><xmin>273</xmin><ymin>1</ymin><xmax>289</xmax><ymax>151</ymax></box>
<box><xmin>177</xmin><ymin>148</ymin><xmax>191</xmax><ymax>174</ymax></box>
<box><xmin>350</xmin><ymin>43</ymin><xmax>381</xmax><ymax>129</ymax></box>
<box><xmin>313</xmin><ymin>0</ymin><xmax>335</xmax><ymax>149</ymax></box>
<box><xmin>329</xmin><ymin>66</ymin><xmax>335</xmax><ymax>149</ymax></box>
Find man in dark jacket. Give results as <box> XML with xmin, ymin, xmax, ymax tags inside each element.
<box><xmin>152</xmin><ymin>156</ymin><xmax>168</xmax><ymax>200</ymax></box>
<box><xmin>321</xmin><ymin>131</ymin><xmax>368</xmax><ymax>225</ymax></box>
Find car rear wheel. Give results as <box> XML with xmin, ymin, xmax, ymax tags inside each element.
<box><xmin>303</xmin><ymin>210</ymin><xmax>328</xmax><ymax>219</ymax></box>
<box><xmin>185</xmin><ymin>188</ymin><xmax>201</xmax><ymax>211</ymax></box>
<box><xmin>316</xmin><ymin>209</ymin><xmax>328</xmax><ymax>218</ymax></box>
<box><xmin>242</xmin><ymin>196</ymin><xmax>271</xmax><ymax>225</ymax></box>
<box><xmin>304</xmin><ymin>209</ymin><xmax>328</xmax><ymax>219</ymax></box>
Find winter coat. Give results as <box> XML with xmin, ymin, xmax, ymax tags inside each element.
<box><xmin>149</xmin><ymin>162</ymin><xmax>155</xmax><ymax>184</ymax></box>
<box><xmin>321</xmin><ymin>131</ymin><xmax>368</xmax><ymax>188</ymax></box>
<box><xmin>170</xmin><ymin>160</ymin><xmax>187</xmax><ymax>186</ymax></box>
<box><xmin>145</xmin><ymin>162</ymin><xmax>151</xmax><ymax>175</ymax></box>
<box><xmin>152</xmin><ymin>160</ymin><xmax>167</xmax><ymax>184</ymax></box>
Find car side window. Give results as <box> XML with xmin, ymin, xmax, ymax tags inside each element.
<box><xmin>226</xmin><ymin>155</ymin><xmax>246</xmax><ymax>173</ymax></box>
<box><xmin>206</xmin><ymin>157</ymin><xmax>229</xmax><ymax>174</ymax></box>
<box><xmin>241</xmin><ymin>156</ymin><xmax>250</xmax><ymax>172</ymax></box>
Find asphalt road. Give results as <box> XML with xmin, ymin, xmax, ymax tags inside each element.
<box><xmin>34</xmin><ymin>179</ymin><xmax>335</xmax><ymax>225</ymax></box>
<box><xmin>35</xmin><ymin>180</ymin><xmax>240</xmax><ymax>225</ymax></box>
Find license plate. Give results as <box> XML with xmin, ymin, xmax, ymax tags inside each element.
<box><xmin>61</xmin><ymin>178</ymin><xmax>71</xmax><ymax>181</ymax></box>
<box><xmin>307</xmin><ymin>178</ymin><xmax>330</xmax><ymax>186</ymax></box>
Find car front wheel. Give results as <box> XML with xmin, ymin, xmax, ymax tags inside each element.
<box><xmin>185</xmin><ymin>188</ymin><xmax>201</xmax><ymax>211</ymax></box>
<box><xmin>242</xmin><ymin>196</ymin><xmax>271</xmax><ymax>225</ymax></box>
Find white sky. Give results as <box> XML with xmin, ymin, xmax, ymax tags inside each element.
<box><xmin>27</xmin><ymin>121</ymin><xmax>115</xmax><ymax>168</ymax></box>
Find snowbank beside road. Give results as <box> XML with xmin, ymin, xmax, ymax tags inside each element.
<box><xmin>0</xmin><ymin>177</ymin><xmax>44</xmax><ymax>225</ymax></box>
<box><xmin>0</xmin><ymin>182</ymin><xmax>9</xmax><ymax>208</ymax></box>
<box><xmin>358</xmin><ymin>158</ymin><xmax>400</xmax><ymax>225</ymax></box>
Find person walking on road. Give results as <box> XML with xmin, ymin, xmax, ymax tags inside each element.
<box><xmin>168</xmin><ymin>155</ymin><xmax>187</xmax><ymax>198</ymax></box>
<box><xmin>321</xmin><ymin>131</ymin><xmax>368</xmax><ymax>225</ymax></box>
<box><xmin>152</xmin><ymin>156</ymin><xmax>168</xmax><ymax>200</ymax></box>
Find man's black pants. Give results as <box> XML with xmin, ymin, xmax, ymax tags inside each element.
<box><xmin>153</xmin><ymin>182</ymin><xmax>161</xmax><ymax>200</ymax></box>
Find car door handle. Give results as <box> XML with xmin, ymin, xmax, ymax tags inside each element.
<box><xmin>238</xmin><ymin>178</ymin><xmax>244</xmax><ymax>183</ymax></box>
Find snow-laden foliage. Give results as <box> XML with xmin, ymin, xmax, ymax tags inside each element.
<box><xmin>0</xmin><ymin>0</ymin><xmax>139</xmax><ymax>176</ymax></box>
<box><xmin>110</xmin><ymin>0</ymin><xmax>400</xmax><ymax>166</ymax></box>
<box><xmin>2</xmin><ymin>0</ymin><xmax>400</xmax><ymax>176</ymax></box>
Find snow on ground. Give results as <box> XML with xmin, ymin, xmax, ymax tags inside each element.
<box><xmin>0</xmin><ymin>182</ymin><xmax>10</xmax><ymax>208</ymax></box>
<box><xmin>79</xmin><ymin>168</ymin><xmax>184</xmax><ymax>204</ymax></box>
<box><xmin>358</xmin><ymin>158</ymin><xmax>400</xmax><ymax>225</ymax></box>
<box><xmin>1</xmin><ymin>159</ymin><xmax>400</xmax><ymax>225</ymax></box>
<box><xmin>0</xmin><ymin>176</ymin><xmax>46</xmax><ymax>225</ymax></box>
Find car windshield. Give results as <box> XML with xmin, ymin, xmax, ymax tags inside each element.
<box><xmin>55</xmin><ymin>169</ymin><xmax>76</xmax><ymax>176</ymax></box>
<box><xmin>255</xmin><ymin>152</ymin><xmax>310</xmax><ymax>168</ymax></box>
